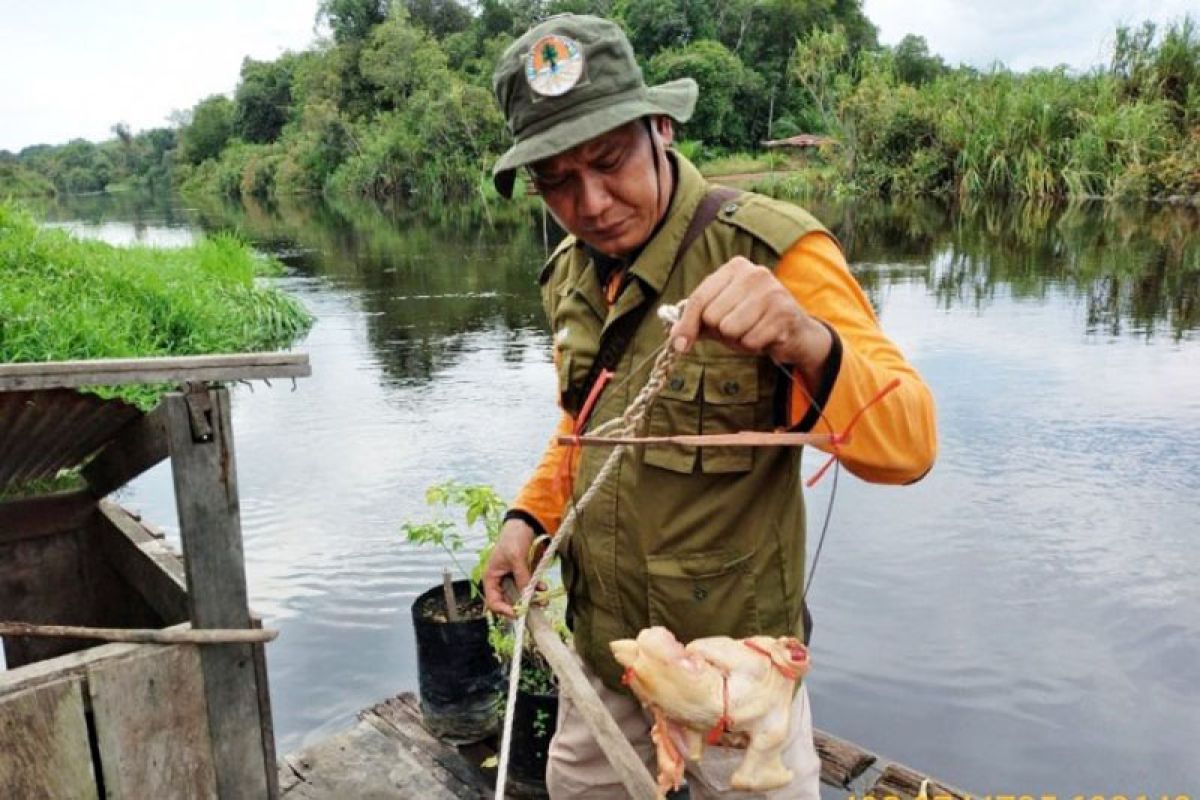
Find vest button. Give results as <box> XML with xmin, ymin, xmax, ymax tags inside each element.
<box><xmin>722</xmin><ymin>202</ymin><xmax>739</xmax><ymax>215</ymax></box>
<box><xmin>721</xmin><ymin>380</ymin><xmax>740</xmax><ymax>396</ymax></box>
<box><xmin>693</xmin><ymin>585</ymin><xmax>709</xmax><ymax>601</ymax></box>
<box><xmin>668</xmin><ymin>376</ymin><xmax>685</xmax><ymax>392</ymax></box>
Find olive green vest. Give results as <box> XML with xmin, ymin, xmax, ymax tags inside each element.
<box><xmin>541</xmin><ymin>155</ymin><xmax>830</xmax><ymax>691</ymax></box>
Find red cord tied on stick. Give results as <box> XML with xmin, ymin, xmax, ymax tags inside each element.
<box><xmin>805</xmin><ymin>377</ymin><xmax>902</xmax><ymax>488</ymax></box>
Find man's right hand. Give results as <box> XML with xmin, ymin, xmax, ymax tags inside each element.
<box><xmin>483</xmin><ymin>517</ymin><xmax>537</xmax><ymax>618</ymax></box>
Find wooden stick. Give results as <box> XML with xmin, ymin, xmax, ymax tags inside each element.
<box><xmin>442</xmin><ymin>569</ymin><xmax>460</xmax><ymax>623</ymax></box>
<box><xmin>557</xmin><ymin>430</ymin><xmax>845</xmax><ymax>448</ymax></box>
<box><xmin>0</xmin><ymin>622</ymin><xmax>278</xmax><ymax>645</ymax></box>
<box><xmin>503</xmin><ymin>580</ymin><xmax>657</xmax><ymax>800</ymax></box>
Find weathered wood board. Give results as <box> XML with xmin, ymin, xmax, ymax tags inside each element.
<box><xmin>167</xmin><ymin>388</ymin><xmax>271</xmax><ymax>799</ymax></box>
<box><xmin>88</xmin><ymin>645</ymin><xmax>218</xmax><ymax>799</ymax></box>
<box><xmin>0</xmin><ymin>678</ymin><xmax>98</xmax><ymax>799</ymax></box>
<box><xmin>869</xmin><ymin>762</ymin><xmax>968</xmax><ymax>800</ymax></box>
<box><xmin>814</xmin><ymin>729</ymin><xmax>877</xmax><ymax>787</ymax></box>
<box><xmin>94</xmin><ymin>500</ymin><xmax>188</xmax><ymax>624</ymax></box>
<box><xmin>0</xmin><ymin>529</ymin><xmax>95</xmax><ymax>667</ymax></box>
<box><xmin>0</xmin><ymin>352</ymin><xmax>310</xmax><ymax>392</ymax></box>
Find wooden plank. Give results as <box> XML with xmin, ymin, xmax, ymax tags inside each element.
<box><xmin>0</xmin><ymin>352</ymin><xmax>310</xmax><ymax>392</ymax></box>
<box><xmin>89</xmin><ymin>645</ymin><xmax>218</xmax><ymax>799</ymax></box>
<box><xmin>504</xmin><ymin>580</ymin><xmax>658</xmax><ymax>800</ymax></box>
<box><xmin>869</xmin><ymin>762</ymin><xmax>968</xmax><ymax>800</ymax></box>
<box><xmin>167</xmin><ymin>387</ymin><xmax>270</xmax><ymax>799</ymax></box>
<box><xmin>0</xmin><ymin>626</ymin><xmax>185</xmax><ymax>699</ymax></box>
<box><xmin>0</xmin><ymin>677</ymin><xmax>98</xmax><ymax>799</ymax></box>
<box><xmin>0</xmin><ymin>621</ymin><xmax>276</xmax><ymax>645</ymax></box>
<box><xmin>813</xmin><ymin>729</ymin><xmax>877</xmax><ymax>787</ymax></box>
<box><xmin>557</xmin><ymin>430</ymin><xmax>841</xmax><ymax>448</ymax></box>
<box><xmin>0</xmin><ymin>529</ymin><xmax>95</xmax><ymax>667</ymax></box>
<box><xmin>0</xmin><ymin>490</ymin><xmax>95</xmax><ymax>545</ymax></box>
<box><xmin>250</xmin><ymin>615</ymin><xmax>280</xmax><ymax>800</ymax></box>
<box><xmin>366</xmin><ymin>693</ymin><xmax>495</xmax><ymax>794</ymax></box>
<box><xmin>94</xmin><ymin>500</ymin><xmax>188</xmax><ymax>623</ymax></box>
<box><xmin>83</xmin><ymin>403</ymin><xmax>170</xmax><ymax>497</ymax></box>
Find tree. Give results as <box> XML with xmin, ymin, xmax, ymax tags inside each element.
<box><xmin>893</xmin><ymin>34</ymin><xmax>944</xmax><ymax>86</ymax></box>
<box><xmin>179</xmin><ymin>95</ymin><xmax>235</xmax><ymax>165</ymax></box>
<box><xmin>619</xmin><ymin>0</ymin><xmax>712</xmax><ymax>55</ymax></box>
<box><xmin>359</xmin><ymin>16</ymin><xmax>452</xmax><ymax>108</ymax></box>
<box><xmin>318</xmin><ymin>0</ymin><xmax>390</xmax><ymax>44</ymax></box>
<box><xmin>647</xmin><ymin>39</ymin><xmax>761</xmax><ymax>147</ymax></box>
<box><xmin>403</xmin><ymin>0</ymin><xmax>472</xmax><ymax>39</ymax></box>
<box><xmin>234</xmin><ymin>56</ymin><xmax>298</xmax><ymax>143</ymax></box>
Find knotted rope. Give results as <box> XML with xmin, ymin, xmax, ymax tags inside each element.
<box><xmin>493</xmin><ymin>303</ymin><xmax>683</xmax><ymax>799</ymax></box>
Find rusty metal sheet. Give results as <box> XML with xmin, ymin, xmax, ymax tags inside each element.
<box><xmin>0</xmin><ymin>389</ymin><xmax>141</xmax><ymax>493</ymax></box>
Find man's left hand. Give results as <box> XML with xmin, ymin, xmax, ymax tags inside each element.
<box><xmin>669</xmin><ymin>256</ymin><xmax>833</xmax><ymax>388</ymax></box>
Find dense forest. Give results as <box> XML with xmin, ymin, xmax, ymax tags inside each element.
<box><xmin>2</xmin><ymin>0</ymin><xmax>1197</xmax><ymax>203</ymax></box>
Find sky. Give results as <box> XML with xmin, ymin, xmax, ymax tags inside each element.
<box><xmin>0</xmin><ymin>0</ymin><xmax>1195</xmax><ymax>153</ymax></box>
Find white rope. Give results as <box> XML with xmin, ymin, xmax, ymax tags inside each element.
<box><xmin>494</xmin><ymin>302</ymin><xmax>683</xmax><ymax>799</ymax></box>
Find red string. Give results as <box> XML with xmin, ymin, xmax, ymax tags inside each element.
<box><xmin>705</xmin><ymin>674</ymin><xmax>732</xmax><ymax>745</ymax></box>
<box><xmin>742</xmin><ymin>640</ymin><xmax>800</xmax><ymax>681</ymax></box>
<box><xmin>555</xmin><ymin>369</ymin><xmax>614</xmax><ymax>499</ymax></box>
<box><xmin>805</xmin><ymin>377</ymin><xmax>902</xmax><ymax>488</ymax></box>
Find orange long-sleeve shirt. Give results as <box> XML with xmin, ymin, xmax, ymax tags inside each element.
<box><xmin>512</xmin><ymin>231</ymin><xmax>938</xmax><ymax>534</ymax></box>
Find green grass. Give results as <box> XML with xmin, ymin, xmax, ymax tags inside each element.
<box><xmin>697</xmin><ymin>151</ymin><xmax>795</xmax><ymax>177</ymax></box>
<box><xmin>0</xmin><ymin>162</ymin><xmax>57</xmax><ymax>198</ymax></box>
<box><xmin>0</xmin><ymin>201</ymin><xmax>313</xmax><ymax>410</ymax></box>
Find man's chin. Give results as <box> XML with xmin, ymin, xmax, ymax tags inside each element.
<box><xmin>582</xmin><ymin>229</ymin><xmax>641</xmax><ymax>258</ymax></box>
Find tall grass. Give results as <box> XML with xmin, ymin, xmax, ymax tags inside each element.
<box><xmin>0</xmin><ymin>202</ymin><xmax>313</xmax><ymax>409</ymax></box>
<box><xmin>824</xmin><ymin>15</ymin><xmax>1200</xmax><ymax>201</ymax></box>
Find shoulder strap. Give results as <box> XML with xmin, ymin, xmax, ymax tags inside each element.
<box><xmin>564</xmin><ymin>186</ymin><xmax>740</xmax><ymax>415</ymax></box>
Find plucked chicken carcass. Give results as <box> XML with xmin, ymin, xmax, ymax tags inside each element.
<box><xmin>610</xmin><ymin>626</ymin><xmax>810</xmax><ymax>797</ymax></box>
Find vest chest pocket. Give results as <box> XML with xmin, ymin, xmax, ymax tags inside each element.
<box><xmin>642</xmin><ymin>359</ymin><xmax>702</xmax><ymax>473</ymax></box>
<box><xmin>645</xmin><ymin>550</ymin><xmax>756</xmax><ymax>644</ymax></box>
<box><xmin>701</xmin><ymin>360</ymin><xmax>759</xmax><ymax>473</ymax></box>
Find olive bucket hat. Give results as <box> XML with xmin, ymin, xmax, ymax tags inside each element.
<box><xmin>491</xmin><ymin>14</ymin><xmax>698</xmax><ymax>198</ymax></box>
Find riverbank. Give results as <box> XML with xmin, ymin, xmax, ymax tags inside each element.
<box><xmin>0</xmin><ymin>202</ymin><xmax>312</xmax><ymax>410</ymax></box>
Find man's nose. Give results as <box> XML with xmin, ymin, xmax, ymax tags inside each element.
<box><xmin>576</xmin><ymin>171</ymin><xmax>612</xmax><ymax>220</ymax></box>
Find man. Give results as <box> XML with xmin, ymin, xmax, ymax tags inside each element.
<box><xmin>483</xmin><ymin>14</ymin><xmax>937</xmax><ymax>799</ymax></box>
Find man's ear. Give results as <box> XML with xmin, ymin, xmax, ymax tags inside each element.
<box><xmin>655</xmin><ymin>115</ymin><xmax>675</xmax><ymax>146</ymax></box>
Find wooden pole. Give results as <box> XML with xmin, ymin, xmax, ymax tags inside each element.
<box><xmin>167</xmin><ymin>387</ymin><xmax>272</xmax><ymax>799</ymax></box>
<box><xmin>503</xmin><ymin>580</ymin><xmax>657</xmax><ymax>800</ymax></box>
<box><xmin>557</xmin><ymin>431</ymin><xmax>843</xmax><ymax>448</ymax></box>
<box><xmin>442</xmin><ymin>569</ymin><xmax>460</xmax><ymax>623</ymax></box>
<box><xmin>0</xmin><ymin>622</ymin><xmax>277</xmax><ymax>645</ymax></box>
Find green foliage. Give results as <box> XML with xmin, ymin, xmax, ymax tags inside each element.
<box><xmin>179</xmin><ymin>95</ymin><xmax>236</xmax><ymax>166</ymax></box>
<box><xmin>234</xmin><ymin>56</ymin><xmax>299</xmax><ymax>144</ymax></box>
<box><xmin>892</xmin><ymin>34</ymin><xmax>945</xmax><ymax>86</ymax></box>
<box><xmin>7</xmin><ymin>3</ymin><xmax>1196</xmax><ymax>205</ymax></box>
<box><xmin>0</xmin><ymin>162</ymin><xmax>56</xmax><ymax>198</ymax></box>
<box><xmin>400</xmin><ymin>480</ymin><xmax>507</xmax><ymax>589</ymax></box>
<box><xmin>647</xmin><ymin>39</ymin><xmax>762</xmax><ymax>148</ymax></box>
<box><xmin>402</xmin><ymin>0</ymin><xmax>473</xmax><ymax>39</ymax></box>
<box><xmin>319</xmin><ymin>0</ymin><xmax>390</xmax><ymax>43</ymax></box>
<box><xmin>359</xmin><ymin>15</ymin><xmax>451</xmax><ymax>108</ymax></box>
<box><xmin>825</xmin><ymin>15</ymin><xmax>1200</xmax><ymax>201</ymax></box>
<box><xmin>0</xmin><ymin>202</ymin><xmax>313</xmax><ymax>410</ymax></box>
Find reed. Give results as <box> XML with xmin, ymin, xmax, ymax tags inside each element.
<box><xmin>0</xmin><ymin>202</ymin><xmax>313</xmax><ymax>409</ymax></box>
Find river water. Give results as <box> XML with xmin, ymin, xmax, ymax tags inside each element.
<box><xmin>40</xmin><ymin>190</ymin><xmax>1200</xmax><ymax>795</ymax></box>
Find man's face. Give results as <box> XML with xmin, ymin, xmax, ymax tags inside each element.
<box><xmin>529</xmin><ymin>118</ymin><xmax>674</xmax><ymax>257</ymax></box>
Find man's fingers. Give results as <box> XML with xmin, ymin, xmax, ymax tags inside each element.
<box><xmin>483</xmin><ymin>570</ymin><xmax>514</xmax><ymax>619</ymax></box>
<box><xmin>670</xmin><ymin>268</ymin><xmax>733</xmax><ymax>352</ymax></box>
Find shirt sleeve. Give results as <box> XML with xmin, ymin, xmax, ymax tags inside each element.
<box><xmin>776</xmin><ymin>231</ymin><xmax>938</xmax><ymax>484</ymax></box>
<box><xmin>509</xmin><ymin>409</ymin><xmax>575</xmax><ymax>536</ymax></box>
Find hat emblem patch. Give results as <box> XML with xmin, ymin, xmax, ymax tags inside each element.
<box><xmin>525</xmin><ymin>34</ymin><xmax>584</xmax><ymax>97</ymax></box>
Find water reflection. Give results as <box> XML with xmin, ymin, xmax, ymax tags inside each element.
<box><xmin>37</xmin><ymin>190</ymin><xmax>1200</xmax><ymax>790</ymax></box>
<box><xmin>807</xmin><ymin>197</ymin><xmax>1200</xmax><ymax>340</ymax></box>
<box><xmin>185</xmin><ymin>194</ymin><xmax>551</xmax><ymax>386</ymax></box>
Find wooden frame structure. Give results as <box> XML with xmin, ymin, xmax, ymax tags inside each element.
<box><xmin>0</xmin><ymin>353</ymin><xmax>309</xmax><ymax>798</ymax></box>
